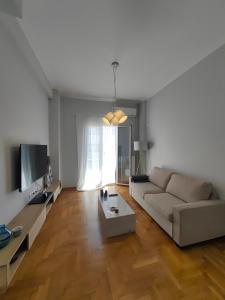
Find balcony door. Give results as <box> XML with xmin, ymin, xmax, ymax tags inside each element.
<box><xmin>116</xmin><ymin>126</ymin><xmax>131</xmax><ymax>185</ymax></box>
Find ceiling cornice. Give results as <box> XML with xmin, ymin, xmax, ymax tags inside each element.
<box><xmin>60</xmin><ymin>93</ymin><xmax>144</xmax><ymax>103</ymax></box>
<box><xmin>0</xmin><ymin>13</ymin><xmax>52</xmax><ymax>98</ymax></box>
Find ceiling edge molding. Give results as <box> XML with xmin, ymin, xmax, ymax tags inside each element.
<box><xmin>0</xmin><ymin>13</ymin><xmax>52</xmax><ymax>98</ymax></box>
<box><xmin>61</xmin><ymin>94</ymin><xmax>115</xmax><ymax>102</ymax></box>
<box><xmin>61</xmin><ymin>93</ymin><xmax>144</xmax><ymax>103</ymax></box>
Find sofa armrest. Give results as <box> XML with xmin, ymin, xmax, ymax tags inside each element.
<box><xmin>172</xmin><ymin>200</ymin><xmax>225</xmax><ymax>246</ymax></box>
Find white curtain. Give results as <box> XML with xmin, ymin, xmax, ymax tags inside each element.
<box><xmin>76</xmin><ymin>115</ymin><xmax>117</xmax><ymax>191</ymax></box>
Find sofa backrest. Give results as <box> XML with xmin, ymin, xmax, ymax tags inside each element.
<box><xmin>150</xmin><ymin>167</ymin><xmax>174</xmax><ymax>190</ymax></box>
<box><xmin>166</xmin><ymin>173</ymin><xmax>212</xmax><ymax>203</ymax></box>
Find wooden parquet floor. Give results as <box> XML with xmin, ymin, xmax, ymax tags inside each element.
<box><xmin>2</xmin><ymin>186</ymin><xmax>225</xmax><ymax>300</ymax></box>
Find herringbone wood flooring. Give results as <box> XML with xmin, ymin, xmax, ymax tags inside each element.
<box><xmin>2</xmin><ymin>186</ymin><xmax>225</xmax><ymax>300</ymax></box>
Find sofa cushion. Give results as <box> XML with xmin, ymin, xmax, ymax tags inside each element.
<box><xmin>150</xmin><ymin>167</ymin><xmax>174</xmax><ymax>190</ymax></box>
<box><xmin>144</xmin><ymin>193</ymin><xmax>185</xmax><ymax>222</ymax></box>
<box><xmin>131</xmin><ymin>182</ymin><xmax>162</xmax><ymax>197</ymax></box>
<box><xmin>166</xmin><ymin>174</ymin><xmax>212</xmax><ymax>203</ymax></box>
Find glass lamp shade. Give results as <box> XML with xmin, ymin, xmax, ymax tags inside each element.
<box><xmin>111</xmin><ymin>115</ymin><xmax>119</xmax><ymax>125</ymax></box>
<box><xmin>102</xmin><ymin>117</ymin><xmax>110</xmax><ymax>125</ymax></box>
<box><xmin>114</xmin><ymin>110</ymin><xmax>128</xmax><ymax>124</ymax></box>
<box><xmin>102</xmin><ymin>112</ymin><xmax>114</xmax><ymax>125</ymax></box>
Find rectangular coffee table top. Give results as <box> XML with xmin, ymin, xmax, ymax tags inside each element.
<box><xmin>98</xmin><ymin>193</ymin><xmax>135</xmax><ymax>219</ymax></box>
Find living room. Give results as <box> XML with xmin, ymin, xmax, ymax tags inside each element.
<box><xmin>1</xmin><ymin>1</ymin><xmax>225</xmax><ymax>299</ymax></box>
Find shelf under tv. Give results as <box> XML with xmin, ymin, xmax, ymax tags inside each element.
<box><xmin>0</xmin><ymin>180</ymin><xmax>62</xmax><ymax>294</ymax></box>
<box><xmin>28</xmin><ymin>191</ymin><xmax>53</xmax><ymax>205</ymax></box>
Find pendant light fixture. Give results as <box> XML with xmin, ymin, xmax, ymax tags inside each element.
<box><xmin>102</xmin><ymin>61</ymin><xmax>128</xmax><ymax>125</ymax></box>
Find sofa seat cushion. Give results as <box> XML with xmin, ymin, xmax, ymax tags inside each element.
<box><xmin>144</xmin><ymin>193</ymin><xmax>185</xmax><ymax>222</ymax></box>
<box><xmin>150</xmin><ymin>167</ymin><xmax>174</xmax><ymax>190</ymax></box>
<box><xmin>131</xmin><ymin>182</ymin><xmax>162</xmax><ymax>197</ymax></box>
<box><xmin>166</xmin><ymin>174</ymin><xmax>212</xmax><ymax>203</ymax></box>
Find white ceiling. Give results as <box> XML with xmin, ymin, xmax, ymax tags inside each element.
<box><xmin>20</xmin><ymin>0</ymin><xmax>225</xmax><ymax>101</ymax></box>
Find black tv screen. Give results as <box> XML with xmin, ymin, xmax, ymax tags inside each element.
<box><xmin>20</xmin><ymin>144</ymin><xmax>48</xmax><ymax>192</ymax></box>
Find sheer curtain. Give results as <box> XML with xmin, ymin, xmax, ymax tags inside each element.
<box><xmin>76</xmin><ymin>115</ymin><xmax>117</xmax><ymax>191</ymax></box>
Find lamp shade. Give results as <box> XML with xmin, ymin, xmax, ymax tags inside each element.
<box><xmin>134</xmin><ymin>141</ymin><xmax>140</xmax><ymax>151</ymax></box>
<box><xmin>114</xmin><ymin>110</ymin><xmax>128</xmax><ymax>124</ymax></box>
<box><xmin>111</xmin><ymin>115</ymin><xmax>119</xmax><ymax>125</ymax></box>
<box><xmin>102</xmin><ymin>112</ymin><xmax>114</xmax><ymax>125</ymax></box>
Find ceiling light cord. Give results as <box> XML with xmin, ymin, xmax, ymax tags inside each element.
<box><xmin>113</xmin><ymin>64</ymin><xmax>117</xmax><ymax>99</ymax></box>
<box><xmin>102</xmin><ymin>61</ymin><xmax>128</xmax><ymax>126</ymax></box>
<box><xmin>112</xmin><ymin>63</ymin><xmax>118</xmax><ymax>112</ymax></box>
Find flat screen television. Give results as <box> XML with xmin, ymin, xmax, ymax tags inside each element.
<box><xmin>20</xmin><ymin>144</ymin><xmax>48</xmax><ymax>192</ymax></box>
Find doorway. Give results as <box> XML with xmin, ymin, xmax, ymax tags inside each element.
<box><xmin>116</xmin><ymin>126</ymin><xmax>131</xmax><ymax>185</ymax></box>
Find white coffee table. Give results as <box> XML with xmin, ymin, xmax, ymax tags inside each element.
<box><xmin>98</xmin><ymin>193</ymin><xmax>136</xmax><ymax>237</ymax></box>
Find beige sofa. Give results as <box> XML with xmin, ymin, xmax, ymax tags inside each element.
<box><xmin>129</xmin><ymin>167</ymin><xmax>225</xmax><ymax>246</ymax></box>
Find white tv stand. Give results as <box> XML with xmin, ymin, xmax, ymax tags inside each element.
<box><xmin>0</xmin><ymin>180</ymin><xmax>62</xmax><ymax>294</ymax></box>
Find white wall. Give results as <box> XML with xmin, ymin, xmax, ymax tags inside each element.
<box><xmin>0</xmin><ymin>0</ymin><xmax>22</xmax><ymax>18</ymax></box>
<box><xmin>49</xmin><ymin>90</ymin><xmax>61</xmax><ymax>180</ymax></box>
<box><xmin>0</xmin><ymin>15</ymin><xmax>49</xmax><ymax>224</ymax></box>
<box><xmin>147</xmin><ymin>43</ymin><xmax>225</xmax><ymax>198</ymax></box>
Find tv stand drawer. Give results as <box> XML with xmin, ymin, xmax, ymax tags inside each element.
<box><xmin>28</xmin><ymin>209</ymin><xmax>46</xmax><ymax>249</ymax></box>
